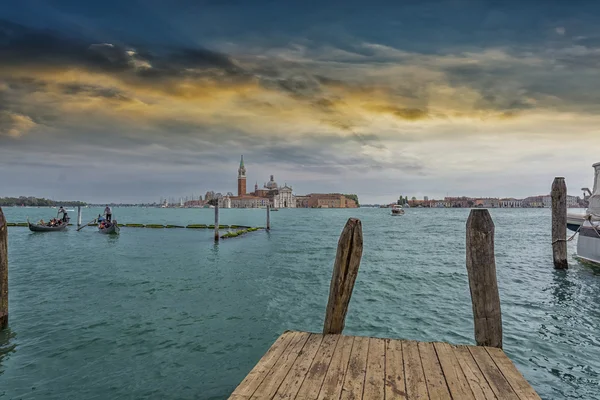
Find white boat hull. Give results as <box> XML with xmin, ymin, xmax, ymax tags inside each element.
<box><xmin>577</xmin><ymin>221</ymin><xmax>600</xmax><ymax>264</ymax></box>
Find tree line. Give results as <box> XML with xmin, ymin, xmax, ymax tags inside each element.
<box><xmin>0</xmin><ymin>197</ymin><xmax>87</xmax><ymax>207</ymax></box>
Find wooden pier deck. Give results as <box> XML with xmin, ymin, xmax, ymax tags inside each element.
<box><xmin>229</xmin><ymin>331</ymin><xmax>540</xmax><ymax>400</ymax></box>
<box><xmin>228</xmin><ymin>213</ymin><xmax>541</xmax><ymax>400</ymax></box>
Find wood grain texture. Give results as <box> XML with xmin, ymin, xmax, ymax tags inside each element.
<box><xmin>250</xmin><ymin>332</ymin><xmax>311</xmax><ymax>399</ymax></box>
<box><xmin>551</xmin><ymin>177</ymin><xmax>568</xmax><ymax>269</ymax></box>
<box><xmin>466</xmin><ymin>209</ymin><xmax>503</xmax><ymax>348</ymax></box>
<box><xmin>317</xmin><ymin>335</ymin><xmax>354</xmax><ymax>400</ymax></box>
<box><xmin>230</xmin><ymin>331</ymin><xmax>300</xmax><ymax>398</ymax></box>
<box><xmin>486</xmin><ymin>347</ymin><xmax>542</xmax><ymax>400</ymax></box>
<box><xmin>469</xmin><ymin>346</ymin><xmax>519</xmax><ymax>400</ymax></box>
<box><xmin>433</xmin><ymin>342</ymin><xmax>475</xmax><ymax>400</ymax></box>
<box><xmin>339</xmin><ymin>336</ymin><xmax>369</xmax><ymax>400</ymax></box>
<box><xmin>403</xmin><ymin>341</ymin><xmax>429</xmax><ymax>400</ymax></box>
<box><xmin>363</xmin><ymin>338</ymin><xmax>385</xmax><ymax>400</ymax></box>
<box><xmin>323</xmin><ymin>218</ymin><xmax>363</xmax><ymax>335</ymax></box>
<box><xmin>228</xmin><ymin>332</ymin><xmax>540</xmax><ymax>400</ymax></box>
<box><xmin>453</xmin><ymin>346</ymin><xmax>497</xmax><ymax>400</ymax></box>
<box><xmin>385</xmin><ymin>339</ymin><xmax>407</xmax><ymax>400</ymax></box>
<box><xmin>296</xmin><ymin>334</ymin><xmax>340</xmax><ymax>400</ymax></box>
<box><xmin>418</xmin><ymin>342</ymin><xmax>450</xmax><ymax>399</ymax></box>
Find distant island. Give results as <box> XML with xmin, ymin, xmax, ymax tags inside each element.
<box><xmin>0</xmin><ymin>196</ymin><xmax>87</xmax><ymax>207</ymax></box>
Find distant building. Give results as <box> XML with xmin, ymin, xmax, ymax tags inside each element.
<box><xmin>229</xmin><ymin>157</ymin><xmax>296</xmax><ymax>208</ymax></box>
<box><xmin>305</xmin><ymin>193</ymin><xmax>358</xmax><ymax>208</ymax></box>
<box><xmin>296</xmin><ymin>195</ymin><xmax>309</xmax><ymax>208</ymax></box>
<box><xmin>499</xmin><ymin>198</ymin><xmax>522</xmax><ymax>208</ymax></box>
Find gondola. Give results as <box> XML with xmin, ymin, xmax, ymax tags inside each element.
<box><xmin>98</xmin><ymin>219</ymin><xmax>120</xmax><ymax>235</ymax></box>
<box><xmin>27</xmin><ymin>218</ymin><xmax>68</xmax><ymax>232</ymax></box>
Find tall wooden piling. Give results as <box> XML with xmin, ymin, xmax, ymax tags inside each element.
<box><xmin>214</xmin><ymin>203</ymin><xmax>219</xmax><ymax>242</ymax></box>
<box><xmin>77</xmin><ymin>206</ymin><xmax>82</xmax><ymax>228</ymax></box>
<box><xmin>466</xmin><ymin>209</ymin><xmax>502</xmax><ymax>348</ymax></box>
<box><xmin>552</xmin><ymin>177</ymin><xmax>568</xmax><ymax>269</ymax></box>
<box><xmin>0</xmin><ymin>207</ymin><xmax>8</xmax><ymax>329</ymax></box>
<box><xmin>323</xmin><ymin>218</ymin><xmax>363</xmax><ymax>334</ymax></box>
<box><xmin>266</xmin><ymin>205</ymin><xmax>271</xmax><ymax>231</ymax></box>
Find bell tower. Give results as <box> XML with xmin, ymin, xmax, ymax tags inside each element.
<box><xmin>237</xmin><ymin>155</ymin><xmax>247</xmax><ymax>196</ymax></box>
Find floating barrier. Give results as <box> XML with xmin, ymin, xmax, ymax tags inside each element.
<box><xmin>6</xmin><ymin>222</ymin><xmax>262</xmax><ymax>233</ymax></box>
<box><xmin>221</xmin><ymin>227</ymin><xmax>261</xmax><ymax>239</ymax></box>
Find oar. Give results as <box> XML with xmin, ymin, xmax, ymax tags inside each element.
<box><xmin>77</xmin><ymin>218</ymin><xmax>97</xmax><ymax>231</ymax></box>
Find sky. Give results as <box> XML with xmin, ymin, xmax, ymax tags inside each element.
<box><xmin>1</xmin><ymin>0</ymin><xmax>599</xmax><ymax>204</ymax></box>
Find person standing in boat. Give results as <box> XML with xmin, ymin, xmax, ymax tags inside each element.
<box><xmin>104</xmin><ymin>206</ymin><xmax>112</xmax><ymax>222</ymax></box>
<box><xmin>57</xmin><ymin>206</ymin><xmax>69</xmax><ymax>223</ymax></box>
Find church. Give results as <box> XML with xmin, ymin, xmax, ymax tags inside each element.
<box><xmin>224</xmin><ymin>156</ymin><xmax>296</xmax><ymax>208</ymax></box>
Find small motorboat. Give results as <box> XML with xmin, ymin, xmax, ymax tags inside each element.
<box><xmin>27</xmin><ymin>218</ymin><xmax>68</xmax><ymax>232</ymax></box>
<box><xmin>391</xmin><ymin>205</ymin><xmax>405</xmax><ymax>215</ymax></box>
<box><xmin>98</xmin><ymin>219</ymin><xmax>120</xmax><ymax>235</ymax></box>
<box><xmin>576</xmin><ymin>162</ymin><xmax>600</xmax><ymax>264</ymax></box>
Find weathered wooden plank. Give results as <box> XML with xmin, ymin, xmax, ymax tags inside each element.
<box><xmin>469</xmin><ymin>346</ymin><xmax>519</xmax><ymax>400</ymax></box>
<box><xmin>250</xmin><ymin>332</ymin><xmax>312</xmax><ymax>399</ymax></box>
<box><xmin>230</xmin><ymin>331</ymin><xmax>300</xmax><ymax>398</ymax></box>
<box><xmin>363</xmin><ymin>338</ymin><xmax>385</xmax><ymax>400</ymax></box>
<box><xmin>486</xmin><ymin>347</ymin><xmax>541</xmax><ymax>400</ymax></box>
<box><xmin>433</xmin><ymin>342</ymin><xmax>475</xmax><ymax>400</ymax></box>
<box><xmin>274</xmin><ymin>334</ymin><xmax>324</xmax><ymax>399</ymax></box>
<box><xmin>317</xmin><ymin>335</ymin><xmax>354</xmax><ymax>400</ymax></box>
<box><xmin>551</xmin><ymin>177</ymin><xmax>568</xmax><ymax>269</ymax></box>
<box><xmin>453</xmin><ymin>346</ymin><xmax>497</xmax><ymax>400</ymax></box>
<box><xmin>296</xmin><ymin>334</ymin><xmax>340</xmax><ymax>400</ymax></box>
<box><xmin>385</xmin><ymin>339</ymin><xmax>407</xmax><ymax>400</ymax></box>
<box><xmin>403</xmin><ymin>341</ymin><xmax>428</xmax><ymax>400</ymax></box>
<box><xmin>466</xmin><ymin>209</ymin><xmax>503</xmax><ymax>348</ymax></box>
<box><xmin>0</xmin><ymin>207</ymin><xmax>7</xmax><ymax>330</ymax></box>
<box><xmin>339</xmin><ymin>336</ymin><xmax>369</xmax><ymax>400</ymax></box>
<box><xmin>323</xmin><ymin>218</ymin><xmax>363</xmax><ymax>334</ymax></box>
<box><xmin>418</xmin><ymin>342</ymin><xmax>451</xmax><ymax>399</ymax></box>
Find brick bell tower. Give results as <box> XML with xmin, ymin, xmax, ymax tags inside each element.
<box><xmin>237</xmin><ymin>155</ymin><xmax>246</xmax><ymax>196</ymax></box>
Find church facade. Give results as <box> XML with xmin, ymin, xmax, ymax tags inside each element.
<box><xmin>224</xmin><ymin>156</ymin><xmax>296</xmax><ymax>208</ymax></box>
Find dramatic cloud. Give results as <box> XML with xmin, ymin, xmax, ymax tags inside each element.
<box><xmin>1</xmin><ymin>1</ymin><xmax>600</xmax><ymax>202</ymax></box>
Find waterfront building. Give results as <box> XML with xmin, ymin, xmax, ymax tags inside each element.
<box><xmin>296</xmin><ymin>195</ymin><xmax>309</xmax><ymax>208</ymax></box>
<box><xmin>305</xmin><ymin>193</ymin><xmax>358</xmax><ymax>208</ymax></box>
<box><xmin>500</xmin><ymin>198</ymin><xmax>523</xmax><ymax>208</ymax></box>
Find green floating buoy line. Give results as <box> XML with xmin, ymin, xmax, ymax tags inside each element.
<box><xmin>221</xmin><ymin>227</ymin><xmax>261</xmax><ymax>239</ymax></box>
<box><xmin>7</xmin><ymin>222</ymin><xmax>262</xmax><ymax>231</ymax></box>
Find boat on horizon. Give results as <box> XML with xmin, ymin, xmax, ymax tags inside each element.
<box><xmin>391</xmin><ymin>205</ymin><xmax>405</xmax><ymax>216</ymax></box>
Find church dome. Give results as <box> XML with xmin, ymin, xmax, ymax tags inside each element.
<box><xmin>265</xmin><ymin>175</ymin><xmax>278</xmax><ymax>189</ymax></box>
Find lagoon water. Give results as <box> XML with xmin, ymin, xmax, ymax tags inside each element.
<box><xmin>0</xmin><ymin>207</ymin><xmax>599</xmax><ymax>399</ymax></box>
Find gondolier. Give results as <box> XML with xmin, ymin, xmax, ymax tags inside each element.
<box><xmin>57</xmin><ymin>206</ymin><xmax>69</xmax><ymax>223</ymax></box>
<box><xmin>104</xmin><ymin>206</ymin><xmax>112</xmax><ymax>222</ymax></box>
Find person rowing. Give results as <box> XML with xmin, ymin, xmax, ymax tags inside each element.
<box><xmin>57</xmin><ymin>206</ymin><xmax>69</xmax><ymax>223</ymax></box>
<box><xmin>104</xmin><ymin>206</ymin><xmax>112</xmax><ymax>222</ymax></box>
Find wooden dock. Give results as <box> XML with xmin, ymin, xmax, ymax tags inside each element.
<box><xmin>228</xmin><ymin>212</ymin><xmax>541</xmax><ymax>399</ymax></box>
<box><xmin>229</xmin><ymin>331</ymin><xmax>540</xmax><ymax>400</ymax></box>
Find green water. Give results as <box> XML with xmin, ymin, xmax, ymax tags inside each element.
<box><xmin>0</xmin><ymin>207</ymin><xmax>599</xmax><ymax>399</ymax></box>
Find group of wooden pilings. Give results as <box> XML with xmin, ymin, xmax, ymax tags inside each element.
<box><xmin>324</xmin><ymin>210</ymin><xmax>503</xmax><ymax>347</ymax></box>
<box><xmin>213</xmin><ymin>204</ymin><xmax>271</xmax><ymax>242</ymax></box>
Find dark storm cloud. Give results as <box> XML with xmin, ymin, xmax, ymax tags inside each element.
<box><xmin>0</xmin><ymin>19</ymin><xmax>247</xmax><ymax>82</ymax></box>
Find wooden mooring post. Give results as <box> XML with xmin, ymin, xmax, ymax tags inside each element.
<box><xmin>214</xmin><ymin>203</ymin><xmax>219</xmax><ymax>242</ymax></box>
<box><xmin>466</xmin><ymin>209</ymin><xmax>502</xmax><ymax>348</ymax></box>
<box><xmin>323</xmin><ymin>218</ymin><xmax>363</xmax><ymax>334</ymax></box>
<box><xmin>77</xmin><ymin>206</ymin><xmax>82</xmax><ymax>228</ymax></box>
<box><xmin>552</xmin><ymin>177</ymin><xmax>568</xmax><ymax>269</ymax></box>
<box><xmin>266</xmin><ymin>205</ymin><xmax>271</xmax><ymax>231</ymax></box>
<box><xmin>0</xmin><ymin>207</ymin><xmax>8</xmax><ymax>329</ymax></box>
